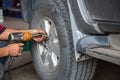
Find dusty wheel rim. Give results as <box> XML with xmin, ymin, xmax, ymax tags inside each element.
<box><xmin>36</xmin><ymin>17</ymin><xmax>60</xmax><ymax>72</ymax></box>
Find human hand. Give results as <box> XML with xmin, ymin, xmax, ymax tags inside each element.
<box><xmin>4</xmin><ymin>43</ymin><xmax>24</xmax><ymax>57</ymax></box>
<box><xmin>30</xmin><ymin>29</ymin><xmax>48</xmax><ymax>42</ymax></box>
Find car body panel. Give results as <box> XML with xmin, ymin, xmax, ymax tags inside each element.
<box><xmin>69</xmin><ymin>0</ymin><xmax>120</xmax><ymax>34</ymax></box>
<box><xmin>21</xmin><ymin>0</ymin><xmax>32</xmax><ymax>23</ymax></box>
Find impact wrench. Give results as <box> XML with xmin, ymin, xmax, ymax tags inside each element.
<box><xmin>8</xmin><ymin>32</ymin><xmax>48</xmax><ymax>80</ymax></box>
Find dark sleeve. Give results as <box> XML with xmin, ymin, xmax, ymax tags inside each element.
<box><xmin>0</xmin><ymin>25</ymin><xmax>7</xmax><ymax>34</ymax></box>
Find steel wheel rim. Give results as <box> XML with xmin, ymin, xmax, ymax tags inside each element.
<box><xmin>36</xmin><ymin>17</ymin><xmax>60</xmax><ymax>72</ymax></box>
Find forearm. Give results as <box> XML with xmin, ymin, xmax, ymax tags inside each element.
<box><xmin>0</xmin><ymin>28</ymin><xmax>32</xmax><ymax>40</ymax></box>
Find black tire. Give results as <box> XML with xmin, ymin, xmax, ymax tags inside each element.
<box><xmin>30</xmin><ymin>0</ymin><xmax>97</xmax><ymax>80</ymax></box>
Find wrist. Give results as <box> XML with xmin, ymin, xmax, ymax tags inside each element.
<box><xmin>28</xmin><ymin>30</ymin><xmax>36</xmax><ymax>35</ymax></box>
<box><xmin>3</xmin><ymin>47</ymin><xmax>9</xmax><ymax>56</ymax></box>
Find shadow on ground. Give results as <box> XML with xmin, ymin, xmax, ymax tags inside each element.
<box><xmin>93</xmin><ymin>60</ymin><xmax>120</xmax><ymax>80</ymax></box>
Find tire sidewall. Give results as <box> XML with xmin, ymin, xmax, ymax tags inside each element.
<box><xmin>30</xmin><ymin>0</ymin><xmax>74</xmax><ymax>80</ymax></box>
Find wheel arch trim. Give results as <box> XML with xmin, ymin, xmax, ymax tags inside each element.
<box><xmin>68</xmin><ymin>0</ymin><xmax>103</xmax><ymax>34</ymax></box>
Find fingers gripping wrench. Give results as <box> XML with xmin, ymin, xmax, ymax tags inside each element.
<box><xmin>8</xmin><ymin>32</ymin><xmax>48</xmax><ymax>80</ymax></box>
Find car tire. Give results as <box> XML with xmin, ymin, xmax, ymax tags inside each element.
<box><xmin>30</xmin><ymin>0</ymin><xmax>97</xmax><ymax>80</ymax></box>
